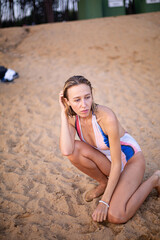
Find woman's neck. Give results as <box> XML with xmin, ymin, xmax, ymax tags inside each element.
<box><xmin>79</xmin><ymin>111</ymin><xmax>92</xmax><ymax>124</ymax></box>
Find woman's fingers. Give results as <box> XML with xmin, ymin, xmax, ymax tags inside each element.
<box><xmin>92</xmin><ymin>203</ymin><xmax>108</xmax><ymax>222</ymax></box>
<box><xmin>59</xmin><ymin>91</ymin><xmax>63</xmax><ymax>101</ymax></box>
<box><xmin>92</xmin><ymin>212</ymin><xmax>104</xmax><ymax>222</ymax></box>
<box><xmin>59</xmin><ymin>90</ymin><xmax>63</xmax><ymax>96</ymax></box>
<box><xmin>103</xmin><ymin>211</ymin><xmax>107</xmax><ymax>221</ymax></box>
<box><xmin>59</xmin><ymin>91</ymin><xmax>66</xmax><ymax>109</ymax></box>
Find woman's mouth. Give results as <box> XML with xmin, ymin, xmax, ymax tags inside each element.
<box><xmin>81</xmin><ymin>109</ymin><xmax>88</xmax><ymax>114</ymax></box>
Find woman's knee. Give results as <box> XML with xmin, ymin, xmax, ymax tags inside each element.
<box><xmin>133</xmin><ymin>152</ymin><xmax>146</xmax><ymax>171</ymax></box>
<box><xmin>67</xmin><ymin>140</ymin><xmax>84</xmax><ymax>164</ymax></box>
<box><xmin>68</xmin><ymin>140</ymin><xmax>93</xmax><ymax>165</ymax></box>
<box><xmin>108</xmin><ymin>208</ymin><xmax>128</xmax><ymax>224</ymax></box>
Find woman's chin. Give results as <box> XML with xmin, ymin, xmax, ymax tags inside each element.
<box><xmin>79</xmin><ymin>110</ymin><xmax>91</xmax><ymax>117</ymax></box>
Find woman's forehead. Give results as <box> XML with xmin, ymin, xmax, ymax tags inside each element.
<box><xmin>68</xmin><ymin>84</ymin><xmax>91</xmax><ymax>97</ymax></box>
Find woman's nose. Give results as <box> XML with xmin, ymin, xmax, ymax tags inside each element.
<box><xmin>81</xmin><ymin>99</ymin><xmax>86</xmax><ymax>107</ymax></box>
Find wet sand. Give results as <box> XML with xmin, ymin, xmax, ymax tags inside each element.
<box><xmin>0</xmin><ymin>12</ymin><xmax>160</xmax><ymax>240</ymax></box>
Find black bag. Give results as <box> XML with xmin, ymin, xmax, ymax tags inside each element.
<box><xmin>0</xmin><ymin>66</ymin><xmax>8</xmax><ymax>79</ymax></box>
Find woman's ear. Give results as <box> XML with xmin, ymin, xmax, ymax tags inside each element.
<box><xmin>64</xmin><ymin>97</ymin><xmax>70</xmax><ymax>106</ymax></box>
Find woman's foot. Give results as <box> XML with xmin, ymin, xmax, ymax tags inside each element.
<box><xmin>84</xmin><ymin>183</ymin><xmax>107</xmax><ymax>202</ymax></box>
<box><xmin>153</xmin><ymin>170</ymin><xmax>160</xmax><ymax>195</ymax></box>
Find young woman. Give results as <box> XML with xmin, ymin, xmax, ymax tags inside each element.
<box><xmin>59</xmin><ymin>75</ymin><xmax>160</xmax><ymax>223</ymax></box>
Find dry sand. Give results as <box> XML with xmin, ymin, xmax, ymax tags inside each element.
<box><xmin>0</xmin><ymin>12</ymin><xmax>160</xmax><ymax>240</ymax></box>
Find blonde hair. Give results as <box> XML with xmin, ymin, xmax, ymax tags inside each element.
<box><xmin>63</xmin><ymin>76</ymin><xmax>97</xmax><ymax>117</ymax></box>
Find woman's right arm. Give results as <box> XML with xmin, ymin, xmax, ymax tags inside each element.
<box><xmin>59</xmin><ymin>91</ymin><xmax>76</xmax><ymax>156</ymax></box>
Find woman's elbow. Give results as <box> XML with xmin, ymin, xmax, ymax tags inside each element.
<box><xmin>60</xmin><ymin>149</ymin><xmax>74</xmax><ymax>157</ymax></box>
<box><xmin>62</xmin><ymin>152</ymin><xmax>72</xmax><ymax>157</ymax></box>
<box><xmin>59</xmin><ymin>142</ymin><xmax>75</xmax><ymax>157</ymax></box>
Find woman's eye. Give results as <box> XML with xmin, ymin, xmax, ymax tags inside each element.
<box><xmin>85</xmin><ymin>96</ymin><xmax>90</xmax><ymax>99</ymax></box>
<box><xmin>75</xmin><ymin>99</ymin><xmax>80</xmax><ymax>102</ymax></box>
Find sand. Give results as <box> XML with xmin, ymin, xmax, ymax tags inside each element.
<box><xmin>0</xmin><ymin>12</ymin><xmax>160</xmax><ymax>240</ymax></box>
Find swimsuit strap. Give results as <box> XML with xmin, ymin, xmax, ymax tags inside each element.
<box><xmin>92</xmin><ymin>114</ymin><xmax>110</xmax><ymax>149</ymax></box>
<box><xmin>75</xmin><ymin>115</ymin><xmax>84</xmax><ymax>141</ymax></box>
<box><xmin>92</xmin><ymin>114</ymin><xmax>101</xmax><ymax>148</ymax></box>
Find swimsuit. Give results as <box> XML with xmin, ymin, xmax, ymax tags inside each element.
<box><xmin>75</xmin><ymin>114</ymin><xmax>141</xmax><ymax>171</ymax></box>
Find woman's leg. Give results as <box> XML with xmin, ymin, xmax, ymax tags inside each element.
<box><xmin>108</xmin><ymin>152</ymin><xmax>160</xmax><ymax>223</ymax></box>
<box><xmin>67</xmin><ymin>140</ymin><xmax>111</xmax><ymax>201</ymax></box>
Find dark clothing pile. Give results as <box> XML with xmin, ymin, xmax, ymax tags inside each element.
<box><xmin>0</xmin><ymin>66</ymin><xmax>19</xmax><ymax>82</ymax></box>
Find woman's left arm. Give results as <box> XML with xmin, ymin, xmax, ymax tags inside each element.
<box><xmin>92</xmin><ymin>112</ymin><xmax>122</xmax><ymax>222</ymax></box>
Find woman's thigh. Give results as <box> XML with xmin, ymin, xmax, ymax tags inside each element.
<box><xmin>68</xmin><ymin>140</ymin><xmax>111</xmax><ymax>176</ymax></box>
<box><xmin>108</xmin><ymin>152</ymin><xmax>145</xmax><ymax>218</ymax></box>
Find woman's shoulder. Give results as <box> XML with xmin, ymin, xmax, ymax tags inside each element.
<box><xmin>95</xmin><ymin>105</ymin><xmax>118</xmax><ymax>135</ymax></box>
<box><xmin>95</xmin><ymin>105</ymin><xmax>117</xmax><ymax>123</ymax></box>
<box><xmin>95</xmin><ymin>105</ymin><xmax>125</xmax><ymax>136</ymax></box>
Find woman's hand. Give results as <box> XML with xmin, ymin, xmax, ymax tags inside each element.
<box><xmin>59</xmin><ymin>91</ymin><xmax>66</xmax><ymax>112</ymax></box>
<box><xmin>92</xmin><ymin>202</ymin><xmax>108</xmax><ymax>222</ymax></box>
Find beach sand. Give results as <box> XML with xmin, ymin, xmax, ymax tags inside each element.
<box><xmin>0</xmin><ymin>12</ymin><xmax>160</xmax><ymax>240</ymax></box>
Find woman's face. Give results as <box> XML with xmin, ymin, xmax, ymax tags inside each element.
<box><xmin>66</xmin><ymin>84</ymin><xmax>93</xmax><ymax>117</ymax></box>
